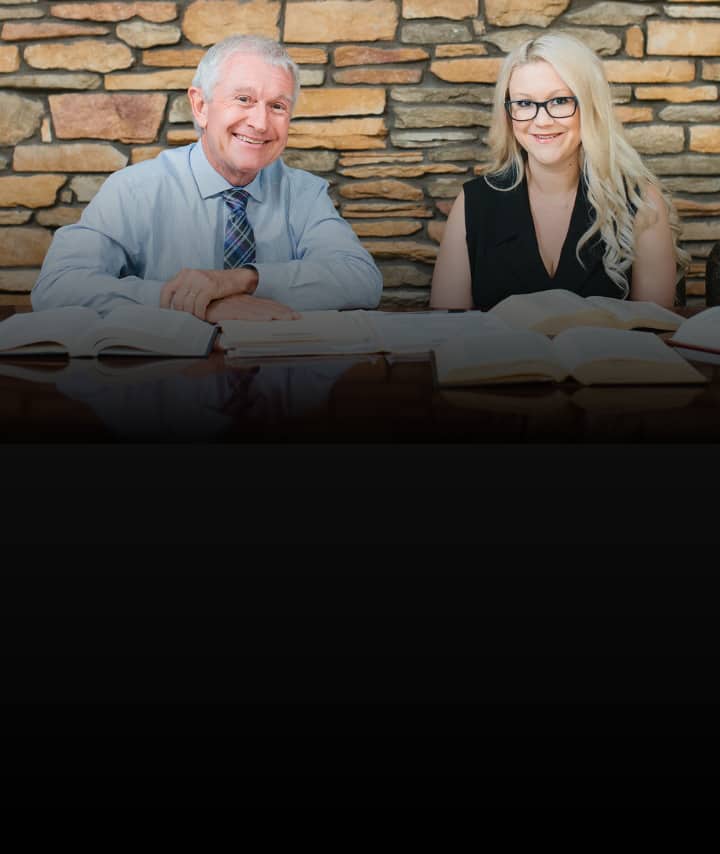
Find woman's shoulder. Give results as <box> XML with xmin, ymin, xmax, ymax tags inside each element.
<box><xmin>463</xmin><ymin>171</ymin><xmax>520</xmax><ymax>211</ymax></box>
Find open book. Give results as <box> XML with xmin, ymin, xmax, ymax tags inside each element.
<box><xmin>220</xmin><ymin>309</ymin><xmax>508</xmax><ymax>358</ymax></box>
<box><xmin>666</xmin><ymin>306</ymin><xmax>720</xmax><ymax>365</ymax></box>
<box><xmin>433</xmin><ymin>327</ymin><xmax>707</xmax><ymax>387</ymax></box>
<box><xmin>0</xmin><ymin>305</ymin><xmax>217</xmax><ymax>357</ymax></box>
<box><xmin>488</xmin><ymin>289</ymin><xmax>683</xmax><ymax>335</ymax></box>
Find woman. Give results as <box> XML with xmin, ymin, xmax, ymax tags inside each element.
<box><xmin>430</xmin><ymin>33</ymin><xmax>688</xmax><ymax>311</ymax></box>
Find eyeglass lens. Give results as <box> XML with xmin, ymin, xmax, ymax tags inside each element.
<box><xmin>508</xmin><ymin>97</ymin><xmax>577</xmax><ymax>120</ymax></box>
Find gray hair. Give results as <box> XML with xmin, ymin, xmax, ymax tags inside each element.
<box><xmin>192</xmin><ymin>34</ymin><xmax>301</xmax><ymax>107</ymax></box>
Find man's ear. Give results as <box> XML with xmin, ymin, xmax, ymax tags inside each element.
<box><xmin>188</xmin><ymin>87</ymin><xmax>209</xmax><ymax>130</ymax></box>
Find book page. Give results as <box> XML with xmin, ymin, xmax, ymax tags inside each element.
<box><xmin>364</xmin><ymin>310</ymin><xmax>510</xmax><ymax>355</ymax></box>
<box><xmin>220</xmin><ymin>310</ymin><xmax>381</xmax><ymax>356</ymax></box>
<box><xmin>88</xmin><ymin>305</ymin><xmax>216</xmax><ymax>356</ymax></box>
<box><xmin>0</xmin><ymin>307</ymin><xmax>99</xmax><ymax>356</ymax></box>
<box><xmin>488</xmin><ymin>288</ymin><xmax>615</xmax><ymax>335</ymax></box>
<box><xmin>587</xmin><ymin>296</ymin><xmax>682</xmax><ymax>331</ymax></box>
<box><xmin>551</xmin><ymin>327</ymin><xmax>706</xmax><ymax>385</ymax></box>
<box><xmin>669</xmin><ymin>307</ymin><xmax>720</xmax><ymax>353</ymax></box>
<box><xmin>433</xmin><ymin>330</ymin><xmax>567</xmax><ymax>386</ymax></box>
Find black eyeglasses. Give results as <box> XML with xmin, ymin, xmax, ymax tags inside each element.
<box><xmin>505</xmin><ymin>96</ymin><xmax>578</xmax><ymax>121</ymax></box>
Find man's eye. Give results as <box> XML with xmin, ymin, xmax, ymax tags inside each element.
<box><xmin>271</xmin><ymin>102</ymin><xmax>288</xmax><ymax>112</ymax></box>
<box><xmin>236</xmin><ymin>95</ymin><xmax>251</xmax><ymax>103</ymax></box>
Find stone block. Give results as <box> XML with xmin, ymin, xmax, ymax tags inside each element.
<box><xmin>565</xmin><ymin>3</ymin><xmax>656</xmax><ymax>26</ymax></box>
<box><xmin>142</xmin><ymin>48</ymin><xmax>206</xmax><ymax>66</ymax></box>
<box><xmin>401</xmin><ymin>22</ymin><xmax>471</xmax><ymax>42</ymax></box>
<box><xmin>50</xmin><ymin>93</ymin><xmax>166</xmax><ymax>143</ymax></box>
<box><xmin>334</xmin><ymin>46</ymin><xmax>427</xmax><ymax>66</ymax></box>
<box><xmin>339</xmin><ymin>180</ymin><xmax>423</xmax><ymax>200</ymax></box>
<box><xmin>361</xmin><ymin>240</ymin><xmax>437</xmax><ymax>263</ymax></box>
<box><xmin>378</xmin><ymin>264</ymin><xmax>431</xmax><ymax>287</ymax></box>
<box><xmin>391</xmin><ymin>129</ymin><xmax>477</xmax><ymax>148</ymax></box>
<box><xmin>402</xmin><ymin>0</ymin><xmax>478</xmax><ymax>20</ymax></box>
<box><xmin>0</xmin><ymin>6</ymin><xmax>43</xmax><ymax>20</ymax></box>
<box><xmin>435</xmin><ymin>44</ymin><xmax>486</xmax><ymax>57</ymax></box>
<box><xmin>334</xmin><ymin>68</ymin><xmax>421</xmax><ymax>84</ymax></box>
<box><xmin>69</xmin><ymin>174</ymin><xmax>107</xmax><ymax>201</ymax></box>
<box><xmin>0</xmin><ymin>175</ymin><xmax>66</xmax><ymax>209</ymax></box>
<box><xmin>394</xmin><ymin>105</ymin><xmax>492</xmax><ymax>128</ymax></box>
<box><xmin>623</xmin><ymin>125</ymin><xmax>685</xmax><ymax>154</ymax></box>
<box><xmin>484</xmin><ymin>0</ymin><xmax>569</xmax><ymax>27</ymax></box>
<box><xmin>0</xmin><ymin>270</ymin><xmax>39</xmax><ymax>293</ymax></box>
<box><xmin>294</xmin><ymin>88</ymin><xmax>386</xmax><ymax>118</ymax></box>
<box><xmin>0</xmin><ymin>93</ymin><xmax>44</xmax><ymax>145</ymax></box>
<box><xmin>116</xmin><ymin>20</ymin><xmax>181</xmax><ymax>47</ymax></box>
<box><xmin>647</xmin><ymin>21</ymin><xmax>720</xmax><ymax>56</ymax></box>
<box><xmin>49</xmin><ymin>3</ymin><xmax>178</xmax><ymax>22</ymax></box>
<box><xmin>690</xmin><ymin>126</ymin><xmax>720</xmax><ymax>153</ymax></box>
<box><xmin>131</xmin><ymin>146</ymin><xmax>165</xmax><ymax>163</ymax></box>
<box><xmin>14</xmin><ymin>144</ymin><xmax>128</xmax><ymax>172</ymax></box>
<box><xmin>0</xmin><ymin>45</ymin><xmax>20</xmax><ymax>72</ymax></box>
<box><xmin>625</xmin><ymin>25</ymin><xmax>644</xmax><ymax>58</ymax></box>
<box><xmin>636</xmin><ymin>85</ymin><xmax>719</xmax><ymax>102</ymax></box>
<box><xmin>182</xmin><ymin>0</ymin><xmax>279</xmax><ymax>45</ymax></box>
<box><xmin>35</xmin><ymin>206</ymin><xmax>83</xmax><ymax>226</ymax></box>
<box><xmin>391</xmin><ymin>84</ymin><xmax>494</xmax><ymax>104</ymax></box>
<box><xmin>282</xmin><ymin>150</ymin><xmax>338</xmax><ymax>172</ymax></box>
<box><xmin>285</xmin><ymin>1</ymin><xmax>397</xmax><ymax>42</ymax></box>
<box><xmin>2</xmin><ymin>22</ymin><xmax>109</xmax><ymax>39</ymax></box>
<box><xmin>0</xmin><ymin>227</ymin><xmax>52</xmax><ymax>267</ymax></box>
<box><xmin>0</xmin><ymin>211</ymin><xmax>33</xmax><ymax>226</ymax></box>
<box><xmin>104</xmin><ymin>69</ymin><xmax>194</xmax><ymax>89</ymax></box>
<box><xmin>351</xmin><ymin>220</ymin><xmax>422</xmax><ymax>237</ymax></box>
<box><xmin>25</xmin><ymin>40</ymin><xmax>134</xmax><ymax>73</ymax></box>
<box><xmin>430</xmin><ymin>58</ymin><xmax>503</xmax><ymax>82</ymax></box>
<box><xmin>0</xmin><ymin>73</ymin><xmax>101</xmax><ymax>89</ymax></box>
<box><xmin>603</xmin><ymin>60</ymin><xmax>695</xmax><ymax>82</ymax></box>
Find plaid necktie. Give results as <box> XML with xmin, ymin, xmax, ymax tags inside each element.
<box><xmin>223</xmin><ymin>187</ymin><xmax>256</xmax><ymax>269</ymax></box>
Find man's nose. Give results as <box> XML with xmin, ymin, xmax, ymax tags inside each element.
<box><xmin>246</xmin><ymin>102</ymin><xmax>268</xmax><ymax>131</ymax></box>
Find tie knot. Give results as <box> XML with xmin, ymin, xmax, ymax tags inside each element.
<box><xmin>223</xmin><ymin>187</ymin><xmax>250</xmax><ymax>213</ymax></box>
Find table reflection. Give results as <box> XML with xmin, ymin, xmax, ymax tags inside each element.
<box><xmin>0</xmin><ymin>355</ymin><xmax>367</xmax><ymax>440</ymax></box>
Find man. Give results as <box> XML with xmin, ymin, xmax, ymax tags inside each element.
<box><xmin>32</xmin><ymin>35</ymin><xmax>383</xmax><ymax>321</ymax></box>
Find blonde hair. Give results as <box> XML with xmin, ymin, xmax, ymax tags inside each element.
<box><xmin>484</xmin><ymin>32</ymin><xmax>688</xmax><ymax>296</ymax></box>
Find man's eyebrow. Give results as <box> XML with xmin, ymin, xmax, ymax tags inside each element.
<box><xmin>230</xmin><ymin>86</ymin><xmax>293</xmax><ymax>103</ymax></box>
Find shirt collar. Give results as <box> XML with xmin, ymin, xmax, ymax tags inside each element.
<box><xmin>190</xmin><ymin>140</ymin><xmax>266</xmax><ymax>203</ymax></box>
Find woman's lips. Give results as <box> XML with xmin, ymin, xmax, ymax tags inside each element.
<box><xmin>531</xmin><ymin>133</ymin><xmax>563</xmax><ymax>143</ymax></box>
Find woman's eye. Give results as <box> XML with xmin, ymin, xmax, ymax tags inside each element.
<box><xmin>516</xmin><ymin>100</ymin><xmax>533</xmax><ymax>108</ymax></box>
<box><xmin>552</xmin><ymin>97</ymin><xmax>570</xmax><ymax>106</ymax></box>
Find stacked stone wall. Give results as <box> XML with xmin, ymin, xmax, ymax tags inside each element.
<box><xmin>1</xmin><ymin>0</ymin><xmax>719</xmax><ymax>306</ymax></box>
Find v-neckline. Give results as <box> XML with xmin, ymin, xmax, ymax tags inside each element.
<box><xmin>523</xmin><ymin>178</ymin><xmax>581</xmax><ymax>282</ymax></box>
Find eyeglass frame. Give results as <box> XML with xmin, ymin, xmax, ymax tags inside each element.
<box><xmin>504</xmin><ymin>96</ymin><xmax>579</xmax><ymax>121</ymax></box>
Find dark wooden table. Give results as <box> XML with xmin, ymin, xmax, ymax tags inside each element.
<box><xmin>1</xmin><ymin>306</ymin><xmax>719</xmax><ymax>444</ymax></box>
<box><xmin>4</xmin><ymin>306</ymin><xmax>720</xmax><ymax>543</ymax></box>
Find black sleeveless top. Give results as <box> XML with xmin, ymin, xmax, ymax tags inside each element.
<box><xmin>464</xmin><ymin>173</ymin><xmax>627</xmax><ymax>310</ymax></box>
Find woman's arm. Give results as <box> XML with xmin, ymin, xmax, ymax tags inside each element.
<box><xmin>430</xmin><ymin>189</ymin><xmax>473</xmax><ymax>309</ymax></box>
<box><xmin>631</xmin><ymin>183</ymin><xmax>678</xmax><ymax>307</ymax></box>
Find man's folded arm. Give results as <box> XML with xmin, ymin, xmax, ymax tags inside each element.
<box><xmin>252</xmin><ymin>180</ymin><xmax>383</xmax><ymax>311</ymax></box>
<box><xmin>31</xmin><ymin>224</ymin><xmax>165</xmax><ymax>314</ymax></box>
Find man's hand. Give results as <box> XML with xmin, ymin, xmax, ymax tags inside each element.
<box><xmin>206</xmin><ymin>294</ymin><xmax>300</xmax><ymax>323</ymax></box>
<box><xmin>160</xmin><ymin>267</ymin><xmax>259</xmax><ymax>319</ymax></box>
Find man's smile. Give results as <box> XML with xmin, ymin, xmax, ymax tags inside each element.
<box><xmin>233</xmin><ymin>133</ymin><xmax>267</xmax><ymax>145</ymax></box>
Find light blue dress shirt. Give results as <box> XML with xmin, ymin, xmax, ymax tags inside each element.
<box><xmin>32</xmin><ymin>142</ymin><xmax>383</xmax><ymax>314</ymax></box>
